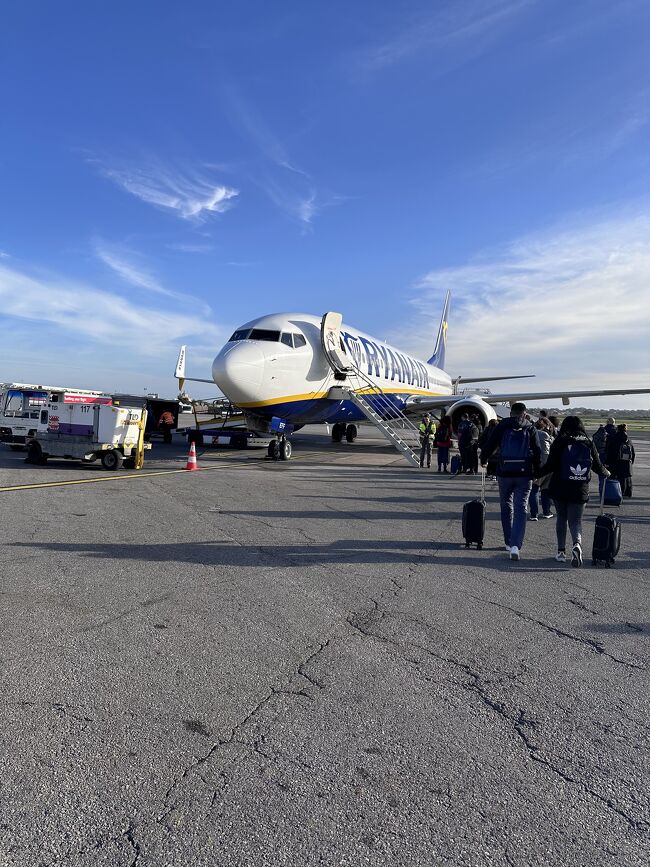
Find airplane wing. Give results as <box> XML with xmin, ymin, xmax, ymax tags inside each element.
<box><xmin>407</xmin><ymin>386</ymin><xmax>650</xmax><ymax>413</ymax></box>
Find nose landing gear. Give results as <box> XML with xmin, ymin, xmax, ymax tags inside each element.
<box><xmin>268</xmin><ymin>435</ymin><xmax>292</xmax><ymax>461</ymax></box>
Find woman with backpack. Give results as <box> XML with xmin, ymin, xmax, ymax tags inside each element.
<box><xmin>540</xmin><ymin>416</ymin><xmax>610</xmax><ymax>566</ymax></box>
<box><xmin>604</xmin><ymin>423</ymin><xmax>635</xmax><ymax>497</ymax></box>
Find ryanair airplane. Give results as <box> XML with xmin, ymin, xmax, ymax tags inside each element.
<box><xmin>176</xmin><ymin>292</ymin><xmax>649</xmax><ymax>460</ymax></box>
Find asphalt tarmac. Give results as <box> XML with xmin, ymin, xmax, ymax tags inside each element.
<box><xmin>0</xmin><ymin>428</ymin><xmax>648</xmax><ymax>867</ymax></box>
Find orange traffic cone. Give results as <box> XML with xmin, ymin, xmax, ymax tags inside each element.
<box><xmin>185</xmin><ymin>441</ymin><xmax>199</xmax><ymax>471</ymax></box>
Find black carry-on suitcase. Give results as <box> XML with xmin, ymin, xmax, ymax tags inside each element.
<box><xmin>462</xmin><ymin>469</ymin><xmax>486</xmax><ymax>549</ymax></box>
<box><xmin>592</xmin><ymin>477</ymin><xmax>621</xmax><ymax>567</ymax></box>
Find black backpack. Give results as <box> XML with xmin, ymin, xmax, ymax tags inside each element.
<box><xmin>560</xmin><ymin>440</ymin><xmax>592</xmax><ymax>482</ymax></box>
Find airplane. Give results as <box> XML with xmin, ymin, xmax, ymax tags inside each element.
<box><xmin>175</xmin><ymin>292</ymin><xmax>650</xmax><ymax>462</ymax></box>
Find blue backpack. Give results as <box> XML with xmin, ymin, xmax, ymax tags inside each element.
<box><xmin>498</xmin><ymin>425</ymin><xmax>532</xmax><ymax>475</ymax></box>
<box><xmin>560</xmin><ymin>440</ymin><xmax>592</xmax><ymax>482</ymax></box>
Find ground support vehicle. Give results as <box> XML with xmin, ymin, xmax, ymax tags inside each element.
<box><xmin>0</xmin><ymin>383</ymin><xmax>108</xmax><ymax>447</ymax></box>
<box><xmin>26</xmin><ymin>397</ymin><xmax>150</xmax><ymax>470</ymax></box>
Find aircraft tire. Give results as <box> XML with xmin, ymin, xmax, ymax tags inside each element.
<box><xmin>101</xmin><ymin>449</ymin><xmax>124</xmax><ymax>471</ymax></box>
<box><xmin>332</xmin><ymin>423</ymin><xmax>344</xmax><ymax>443</ymax></box>
<box><xmin>280</xmin><ymin>440</ymin><xmax>292</xmax><ymax>461</ymax></box>
<box><xmin>268</xmin><ymin>440</ymin><xmax>280</xmax><ymax>460</ymax></box>
<box><xmin>345</xmin><ymin>424</ymin><xmax>357</xmax><ymax>443</ymax></box>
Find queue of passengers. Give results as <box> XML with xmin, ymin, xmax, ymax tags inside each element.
<box><xmin>419</xmin><ymin>406</ymin><xmax>636</xmax><ymax>566</ymax></box>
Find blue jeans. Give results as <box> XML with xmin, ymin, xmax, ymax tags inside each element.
<box><xmin>529</xmin><ymin>483</ymin><xmax>553</xmax><ymax>517</ymax></box>
<box><xmin>498</xmin><ymin>476</ymin><xmax>533</xmax><ymax>549</ymax></box>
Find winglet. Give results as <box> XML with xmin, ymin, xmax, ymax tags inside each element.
<box><xmin>427</xmin><ymin>290</ymin><xmax>450</xmax><ymax>370</ymax></box>
<box><xmin>175</xmin><ymin>345</ymin><xmax>186</xmax><ymax>391</ymax></box>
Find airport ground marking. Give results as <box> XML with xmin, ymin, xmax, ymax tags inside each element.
<box><xmin>0</xmin><ymin>453</ymin><xmax>310</xmax><ymax>493</ymax></box>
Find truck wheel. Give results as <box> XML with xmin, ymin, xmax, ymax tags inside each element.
<box><xmin>101</xmin><ymin>450</ymin><xmax>123</xmax><ymax>471</ymax></box>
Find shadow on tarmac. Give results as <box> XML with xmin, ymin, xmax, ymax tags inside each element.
<box><xmin>10</xmin><ymin>539</ymin><xmax>646</xmax><ymax>571</ymax></box>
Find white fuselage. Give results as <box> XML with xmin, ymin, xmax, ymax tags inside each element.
<box><xmin>212</xmin><ymin>313</ymin><xmax>453</xmax><ymax>426</ymax></box>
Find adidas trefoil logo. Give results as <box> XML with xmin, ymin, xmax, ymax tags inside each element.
<box><xmin>569</xmin><ymin>464</ymin><xmax>588</xmax><ymax>480</ymax></box>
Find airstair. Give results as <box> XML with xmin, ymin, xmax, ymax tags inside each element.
<box><xmin>320</xmin><ymin>311</ymin><xmax>423</xmax><ymax>466</ymax></box>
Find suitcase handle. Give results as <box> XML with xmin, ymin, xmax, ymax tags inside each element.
<box><xmin>480</xmin><ymin>466</ymin><xmax>486</xmax><ymax>504</ymax></box>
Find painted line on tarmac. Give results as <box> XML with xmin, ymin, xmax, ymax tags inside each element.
<box><xmin>0</xmin><ymin>465</ymin><xmax>234</xmax><ymax>493</ymax></box>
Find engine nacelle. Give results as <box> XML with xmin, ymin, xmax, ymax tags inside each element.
<box><xmin>446</xmin><ymin>396</ymin><xmax>498</xmax><ymax>433</ymax></box>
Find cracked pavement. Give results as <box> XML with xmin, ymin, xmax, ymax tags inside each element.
<box><xmin>0</xmin><ymin>428</ymin><xmax>648</xmax><ymax>866</ymax></box>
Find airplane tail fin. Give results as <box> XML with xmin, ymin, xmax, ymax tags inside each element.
<box><xmin>175</xmin><ymin>345</ymin><xmax>187</xmax><ymax>391</ymax></box>
<box><xmin>427</xmin><ymin>290</ymin><xmax>450</xmax><ymax>370</ymax></box>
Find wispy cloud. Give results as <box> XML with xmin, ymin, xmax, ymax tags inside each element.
<box><xmin>354</xmin><ymin>0</ymin><xmax>533</xmax><ymax>75</ymax></box>
<box><xmin>222</xmin><ymin>85</ymin><xmax>339</xmax><ymax>228</ymax></box>
<box><xmin>88</xmin><ymin>155</ymin><xmax>239</xmax><ymax>222</ymax></box>
<box><xmin>400</xmin><ymin>212</ymin><xmax>650</xmax><ymax>404</ymax></box>
<box><xmin>167</xmin><ymin>242</ymin><xmax>215</xmax><ymax>254</ymax></box>
<box><xmin>0</xmin><ymin>260</ymin><xmax>223</xmax><ymax>359</ymax></box>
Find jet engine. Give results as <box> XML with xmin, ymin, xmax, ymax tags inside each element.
<box><xmin>446</xmin><ymin>396</ymin><xmax>499</xmax><ymax>432</ymax></box>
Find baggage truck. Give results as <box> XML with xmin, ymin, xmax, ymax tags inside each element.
<box><xmin>0</xmin><ymin>383</ymin><xmax>107</xmax><ymax>447</ymax></box>
<box><xmin>26</xmin><ymin>393</ymin><xmax>150</xmax><ymax>470</ymax></box>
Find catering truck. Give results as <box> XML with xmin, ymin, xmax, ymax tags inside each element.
<box><xmin>26</xmin><ymin>392</ymin><xmax>150</xmax><ymax>470</ymax></box>
<box><xmin>0</xmin><ymin>383</ymin><xmax>108</xmax><ymax>447</ymax></box>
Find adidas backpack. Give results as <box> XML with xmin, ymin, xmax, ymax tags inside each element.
<box><xmin>560</xmin><ymin>440</ymin><xmax>592</xmax><ymax>482</ymax></box>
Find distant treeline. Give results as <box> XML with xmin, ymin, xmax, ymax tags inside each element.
<box><xmin>529</xmin><ymin>407</ymin><xmax>650</xmax><ymax>417</ymax></box>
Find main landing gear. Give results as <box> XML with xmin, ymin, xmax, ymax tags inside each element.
<box><xmin>267</xmin><ymin>435</ymin><xmax>292</xmax><ymax>461</ymax></box>
<box><xmin>331</xmin><ymin>423</ymin><xmax>357</xmax><ymax>443</ymax></box>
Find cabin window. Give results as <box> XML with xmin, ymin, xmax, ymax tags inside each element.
<box><xmin>280</xmin><ymin>333</ymin><xmax>293</xmax><ymax>347</ymax></box>
<box><xmin>229</xmin><ymin>329</ymin><xmax>251</xmax><ymax>341</ymax></box>
<box><xmin>293</xmin><ymin>334</ymin><xmax>307</xmax><ymax>347</ymax></box>
<box><xmin>249</xmin><ymin>329</ymin><xmax>281</xmax><ymax>342</ymax></box>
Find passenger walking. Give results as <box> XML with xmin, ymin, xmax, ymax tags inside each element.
<box><xmin>418</xmin><ymin>413</ymin><xmax>436</xmax><ymax>469</ymax></box>
<box><xmin>592</xmin><ymin>424</ymin><xmax>608</xmax><ymax>461</ymax></box>
<box><xmin>604</xmin><ymin>417</ymin><xmax>617</xmax><ymax>438</ymax></box>
<box><xmin>435</xmin><ymin>415</ymin><xmax>453</xmax><ymax>472</ymax></box>
<box><xmin>540</xmin><ymin>416</ymin><xmax>609</xmax><ymax>566</ymax></box>
<box><xmin>458</xmin><ymin>414</ymin><xmax>479</xmax><ymax>474</ymax></box>
<box><xmin>480</xmin><ymin>402</ymin><xmax>542</xmax><ymax>561</ymax></box>
<box><xmin>158</xmin><ymin>409</ymin><xmax>175</xmax><ymax>444</ymax></box>
<box><xmin>604</xmin><ymin>423</ymin><xmax>635</xmax><ymax>497</ymax></box>
<box><xmin>528</xmin><ymin>418</ymin><xmax>554</xmax><ymax>520</ymax></box>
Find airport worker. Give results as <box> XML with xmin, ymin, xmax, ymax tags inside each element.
<box><xmin>538</xmin><ymin>416</ymin><xmax>609</xmax><ymax>566</ymax></box>
<box><xmin>478</xmin><ymin>418</ymin><xmax>498</xmax><ymax>480</ymax></box>
<box><xmin>158</xmin><ymin>409</ymin><xmax>175</xmax><ymax>444</ymax></box>
<box><xmin>528</xmin><ymin>417</ymin><xmax>554</xmax><ymax>521</ymax></box>
<box><xmin>604</xmin><ymin>423</ymin><xmax>635</xmax><ymax>497</ymax></box>
<box><xmin>435</xmin><ymin>415</ymin><xmax>453</xmax><ymax>472</ymax></box>
<box><xmin>418</xmin><ymin>413</ymin><xmax>436</xmax><ymax>468</ymax></box>
<box><xmin>480</xmin><ymin>401</ymin><xmax>542</xmax><ymax>561</ymax></box>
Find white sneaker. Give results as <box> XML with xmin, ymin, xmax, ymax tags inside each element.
<box><xmin>555</xmin><ymin>551</ymin><xmax>566</xmax><ymax>562</ymax></box>
<box><xmin>541</xmin><ymin>513</ymin><xmax>554</xmax><ymax>519</ymax></box>
<box><xmin>528</xmin><ymin>516</ymin><xmax>538</xmax><ymax>522</ymax></box>
<box><xmin>571</xmin><ymin>543</ymin><xmax>583</xmax><ymax>568</ymax></box>
<box><xmin>510</xmin><ymin>546</ymin><xmax>520</xmax><ymax>561</ymax></box>
<box><xmin>505</xmin><ymin>545</ymin><xmax>511</xmax><ymax>552</ymax></box>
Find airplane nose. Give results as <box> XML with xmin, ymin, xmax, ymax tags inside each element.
<box><xmin>212</xmin><ymin>343</ymin><xmax>266</xmax><ymax>405</ymax></box>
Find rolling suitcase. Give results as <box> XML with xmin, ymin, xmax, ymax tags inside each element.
<box><xmin>462</xmin><ymin>469</ymin><xmax>486</xmax><ymax>549</ymax></box>
<box><xmin>592</xmin><ymin>478</ymin><xmax>621</xmax><ymax>568</ymax></box>
<box><xmin>450</xmin><ymin>454</ymin><xmax>462</xmax><ymax>475</ymax></box>
<box><xmin>598</xmin><ymin>475</ymin><xmax>623</xmax><ymax>506</ymax></box>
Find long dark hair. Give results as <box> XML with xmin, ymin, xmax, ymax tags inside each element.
<box><xmin>558</xmin><ymin>415</ymin><xmax>587</xmax><ymax>438</ymax></box>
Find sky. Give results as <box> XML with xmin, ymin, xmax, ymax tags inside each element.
<box><xmin>1</xmin><ymin>0</ymin><xmax>649</xmax><ymax>408</ymax></box>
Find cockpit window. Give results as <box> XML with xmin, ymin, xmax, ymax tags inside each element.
<box><xmin>249</xmin><ymin>329</ymin><xmax>281</xmax><ymax>342</ymax></box>
<box><xmin>293</xmin><ymin>334</ymin><xmax>307</xmax><ymax>348</ymax></box>
<box><xmin>280</xmin><ymin>333</ymin><xmax>293</xmax><ymax>347</ymax></box>
<box><xmin>229</xmin><ymin>329</ymin><xmax>251</xmax><ymax>341</ymax></box>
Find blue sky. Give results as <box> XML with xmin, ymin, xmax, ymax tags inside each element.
<box><xmin>1</xmin><ymin>0</ymin><xmax>649</xmax><ymax>407</ymax></box>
